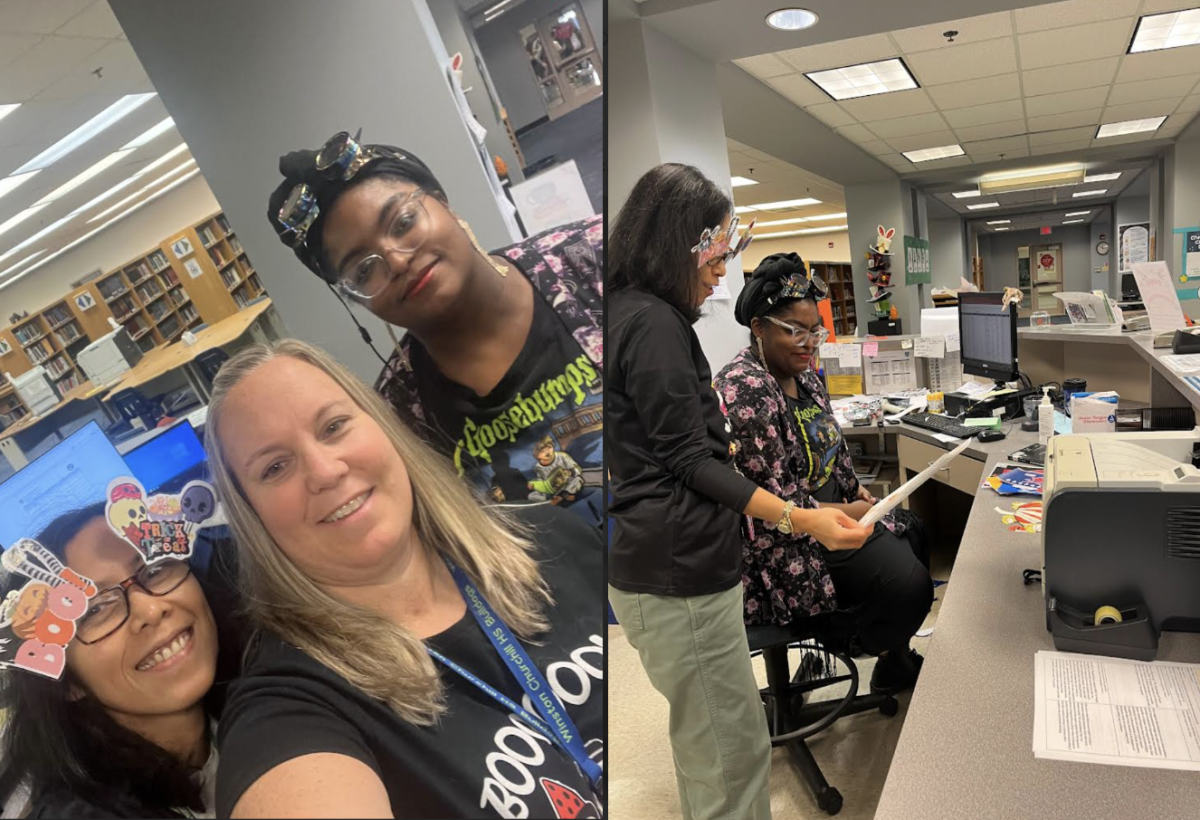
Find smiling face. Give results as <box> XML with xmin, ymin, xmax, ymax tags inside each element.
<box><xmin>756</xmin><ymin>299</ymin><xmax>822</xmax><ymax>376</ymax></box>
<box><xmin>321</xmin><ymin>177</ymin><xmax>477</xmax><ymax>332</ymax></box>
<box><xmin>217</xmin><ymin>356</ymin><xmax>417</xmax><ymax>587</ymax></box>
<box><xmin>63</xmin><ymin>518</ymin><xmax>217</xmax><ymax>721</ymax></box>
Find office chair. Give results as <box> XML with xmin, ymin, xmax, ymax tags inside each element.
<box><xmin>747</xmin><ymin>610</ymin><xmax>898</xmax><ymax>816</ymax></box>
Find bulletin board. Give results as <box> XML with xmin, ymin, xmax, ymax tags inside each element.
<box><xmin>1173</xmin><ymin>226</ymin><xmax>1200</xmax><ymax>304</ymax></box>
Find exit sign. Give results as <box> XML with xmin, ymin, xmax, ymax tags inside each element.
<box><xmin>1040</xmin><ymin>226</ymin><xmax>1052</xmax><ymax>235</ymax></box>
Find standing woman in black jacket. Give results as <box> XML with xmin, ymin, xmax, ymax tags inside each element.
<box><xmin>607</xmin><ymin>163</ymin><xmax>873</xmax><ymax>820</ymax></box>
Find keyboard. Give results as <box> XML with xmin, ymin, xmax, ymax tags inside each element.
<box><xmin>902</xmin><ymin>412</ymin><xmax>980</xmax><ymax>439</ymax></box>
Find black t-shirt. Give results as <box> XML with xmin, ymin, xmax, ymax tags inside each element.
<box><xmin>412</xmin><ymin>293</ymin><xmax>603</xmax><ymax>528</ymax></box>
<box><xmin>215</xmin><ymin>505</ymin><xmax>604</xmax><ymax>820</ymax></box>
<box><xmin>785</xmin><ymin>380</ymin><xmax>843</xmax><ymax>498</ymax></box>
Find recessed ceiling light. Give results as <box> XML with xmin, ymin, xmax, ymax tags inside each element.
<box><xmin>806</xmin><ymin>58</ymin><xmax>918</xmax><ymax>101</ymax></box>
<box><xmin>952</xmin><ymin>190</ymin><xmax>981</xmax><ymax>199</ymax></box>
<box><xmin>0</xmin><ymin>213</ymin><xmax>75</xmax><ymax>266</ymax></box>
<box><xmin>747</xmin><ymin>197</ymin><xmax>823</xmax><ymax>210</ymax></box>
<box><xmin>987</xmin><ymin>220</ymin><xmax>1011</xmax><ymax>225</ymax></box>
<box><xmin>994</xmin><ymin>227</ymin><xmax>1010</xmax><ymax>231</ymax></box>
<box><xmin>68</xmin><ymin>144</ymin><xmax>189</xmax><ymax>217</ymax></box>
<box><xmin>0</xmin><ymin>250</ymin><xmax>46</xmax><ymax>285</ymax></box>
<box><xmin>0</xmin><ymin>204</ymin><xmax>47</xmax><ymax>240</ymax></box>
<box><xmin>34</xmin><ymin>150</ymin><xmax>133</xmax><ymax>206</ymax></box>
<box><xmin>757</xmin><ymin>224</ymin><xmax>848</xmax><ymax>239</ymax></box>
<box><xmin>805</xmin><ymin>212</ymin><xmax>847</xmax><ymax>221</ymax></box>
<box><xmin>13</xmin><ymin>93</ymin><xmax>155</xmax><ymax>174</ymax></box>
<box><xmin>1065</xmin><ymin>210</ymin><xmax>1091</xmax><ymax>217</ymax></box>
<box><xmin>1072</xmin><ymin>189</ymin><xmax>1108</xmax><ymax>197</ymax></box>
<box><xmin>1096</xmin><ymin>117</ymin><xmax>1166</xmax><ymax>139</ymax></box>
<box><xmin>903</xmin><ymin>144</ymin><xmax>965</xmax><ymax>163</ymax></box>
<box><xmin>0</xmin><ymin>103</ymin><xmax>19</xmax><ymax>125</ymax></box>
<box><xmin>122</xmin><ymin>117</ymin><xmax>175</xmax><ymax>150</ymax></box>
<box><xmin>87</xmin><ymin>159</ymin><xmax>198</xmax><ymax>223</ymax></box>
<box><xmin>1084</xmin><ymin>172</ymin><xmax>1121</xmax><ymax>183</ymax></box>
<box><xmin>756</xmin><ymin>212</ymin><xmax>849</xmax><ymax>228</ymax></box>
<box><xmin>967</xmin><ymin>202</ymin><xmax>1000</xmax><ymax>210</ymax></box>
<box><xmin>734</xmin><ymin>205</ymin><xmax>757</xmax><ymax>214</ymax></box>
<box><xmin>0</xmin><ymin>170</ymin><xmax>40</xmax><ymax>205</ymax></box>
<box><xmin>766</xmin><ymin>8</ymin><xmax>819</xmax><ymax>31</ymax></box>
<box><xmin>730</xmin><ymin>176</ymin><xmax>759</xmax><ymax>187</ymax></box>
<box><xmin>1063</xmin><ymin>219</ymin><xmax>1086</xmax><ymax>224</ymax></box>
<box><xmin>1130</xmin><ymin>7</ymin><xmax>1200</xmax><ymax>53</ymax></box>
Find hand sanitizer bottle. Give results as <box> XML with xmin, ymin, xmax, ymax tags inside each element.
<box><xmin>1038</xmin><ymin>386</ymin><xmax>1054</xmax><ymax>447</ymax></box>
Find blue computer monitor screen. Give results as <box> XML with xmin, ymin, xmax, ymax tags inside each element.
<box><xmin>123</xmin><ymin>420</ymin><xmax>208</xmax><ymax>495</ymax></box>
<box><xmin>0</xmin><ymin>421</ymin><xmax>130</xmax><ymax>549</ymax></box>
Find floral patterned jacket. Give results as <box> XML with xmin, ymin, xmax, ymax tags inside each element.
<box><xmin>374</xmin><ymin>215</ymin><xmax>603</xmax><ymax>438</ymax></box>
<box><xmin>713</xmin><ymin>347</ymin><xmax>908</xmax><ymax>626</ymax></box>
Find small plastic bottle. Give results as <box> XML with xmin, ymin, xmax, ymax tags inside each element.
<box><xmin>1038</xmin><ymin>386</ymin><xmax>1054</xmax><ymax>447</ymax></box>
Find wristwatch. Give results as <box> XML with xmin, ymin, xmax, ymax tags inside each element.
<box><xmin>777</xmin><ymin>500</ymin><xmax>796</xmax><ymax>534</ymax></box>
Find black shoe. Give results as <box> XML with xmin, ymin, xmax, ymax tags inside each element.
<box><xmin>870</xmin><ymin>648</ymin><xmax>924</xmax><ymax>695</ymax></box>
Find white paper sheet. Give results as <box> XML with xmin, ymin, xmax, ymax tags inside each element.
<box><xmin>838</xmin><ymin>344</ymin><xmax>863</xmax><ymax>367</ymax></box>
<box><xmin>1159</xmin><ymin>353</ymin><xmax>1200</xmax><ymax>375</ymax></box>
<box><xmin>859</xmin><ymin>439</ymin><xmax>973</xmax><ymax>527</ymax></box>
<box><xmin>946</xmin><ymin>331</ymin><xmax>961</xmax><ymax>352</ymax></box>
<box><xmin>1132</xmin><ymin>262</ymin><xmax>1187</xmax><ymax>335</ymax></box>
<box><xmin>914</xmin><ymin>336</ymin><xmax>946</xmax><ymax>358</ymax></box>
<box><xmin>1032</xmin><ymin>650</ymin><xmax>1200</xmax><ymax>771</ymax></box>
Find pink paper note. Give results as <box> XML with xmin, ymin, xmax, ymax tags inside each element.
<box><xmin>862</xmin><ymin>342</ymin><xmax>879</xmax><ymax>358</ymax></box>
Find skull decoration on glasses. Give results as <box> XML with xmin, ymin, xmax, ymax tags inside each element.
<box><xmin>692</xmin><ymin>216</ymin><xmax>757</xmax><ymax>269</ymax></box>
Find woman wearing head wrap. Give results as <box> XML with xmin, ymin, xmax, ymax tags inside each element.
<box><xmin>713</xmin><ymin>252</ymin><xmax>933</xmax><ymax>695</ymax></box>
<box><xmin>268</xmin><ymin>132</ymin><xmax>603</xmax><ymax>526</ymax></box>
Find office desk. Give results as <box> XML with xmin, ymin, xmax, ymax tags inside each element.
<box><xmin>875</xmin><ymin>440</ymin><xmax>1200</xmax><ymax>820</ymax></box>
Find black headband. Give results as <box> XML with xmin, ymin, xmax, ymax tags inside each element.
<box><xmin>735</xmin><ymin>252</ymin><xmax>824</xmax><ymax>326</ymax></box>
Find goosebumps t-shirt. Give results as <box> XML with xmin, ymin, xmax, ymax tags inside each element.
<box><xmin>786</xmin><ymin>382</ymin><xmax>842</xmax><ymax>492</ymax></box>
<box><xmin>412</xmin><ymin>294</ymin><xmax>603</xmax><ymax>528</ymax></box>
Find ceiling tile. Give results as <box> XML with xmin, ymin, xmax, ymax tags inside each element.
<box><xmin>942</xmin><ymin>98</ymin><xmax>1026</xmax><ymax>128</ymax></box>
<box><xmin>1141</xmin><ymin>0</ymin><xmax>1200</xmax><ymax>12</ymax></box>
<box><xmin>857</xmin><ymin>140</ymin><xmax>892</xmax><ymax>155</ymax></box>
<box><xmin>837</xmin><ymin>88</ymin><xmax>936</xmax><ymax>121</ymax></box>
<box><xmin>36</xmin><ymin>40</ymin><xmax>153</xmax><ymax>101</ymax></box>
<box><xmin>1024</xmin><ymin>86</ymin><xmax>1110</xmax><ymax>118</ymax></box>
<box><xmin>1014</xmin><ymin>0</ymin><xmax>1141</xmax><ymax>32</ymax></box>
<box><xmin>1028</xmin><ymin>125</ymin><xmax>1097</xmax><ymax>146</ymax></box>
<box><xmin>55</xmin><ymin>1</ymin><xmax>122</xmax><ymax>38</ymax></box>
<box><xmin>964</xmin><ymin>135</ymin><xmax>1030</xmax><ymax>155</ymax></box>
<box><xmin>834</xmin><ymin>123</ymin><xmax>876</xmax><ymax>143</ymax></box>
<box><xmin>968</xmin><ymin>146</ymin><xmax>1031</xmax><ymax>163</ymax></box>
<box><xmin>1017</xmin><ymin>19</ymin><xmax>1134</xmax><ymax>70</ymax></box>
<box><xmin>1021</xmin><ymin>57</ymin><xmax>1119</xmax><ymax>96</ymax></box>
<box><xmin>906</xmin><ymin>38</ymin><xmax>1018</xmax><ymax>85</ymax></box>
<box><xmin>764</xmin><ymin>74</ymin><xmax>831</xmax><ymax>107</ymax></box>
<box><xmin>1029</xmin><ymin>140</ymin><xmax>1093</xmax><ymax>155</ymax></box>
<box><xmin>1027</xmin><ymin>108</ymin><xmax>1102</xmax><ymax>132</ymax></box>
<box><xmin>1101</xmin><ymin>98</ymin><xmax>1180</xmax><ymax>121</ymax></box>
<box><xmin>926</xmin><ymin>73</ymin><xmax>1021</xmax><ymax>110</ymax></box>
<box><xmin>806</xmin><ymin>102</ymin><xmax>857</xmax><ymax>127</ymax></box>
<box><xmin>1161</xmin><ymin>111</ymin><xmax>1199</xmax><ymax>136</ymax></box>
<box><xmin>0</xmin><ymin>0</ymin><xmax>92</xmax><ymax>34</ymax></box>
<box><xmin>0</xmin><ymin>34</ymin><xmax>107</xmax><ymax>101</ymax></box>
<box><xmin>0</xmin><ymin>31</ymin><xmax>42</xmax><ymax>73</ymax></box>
<box><xmin>775</xmin><ymin>33</ymin><xmax>897</xmax><ymax>74</ymax></box>
<box><xmin>886</xmin><ymin>130</ymin><xmax>959</xmax><ymax>153</ymax></box>
<box><xmin>906</xmin><ymin>155</ymin><xmax>974</xmax><ymax>171</ymax></box>
<box><xmin>733</xmin><ymin>53</ymin><xmax>794</xmax><ymax>80</ymax></box>
<box><xmin>740</xmin><ymin>145</ymin><xmax>775</xmax><ymax>162</ymax></box>
<box><xmin>1177</xmin><ymin>94</ymin><xmax>1200</xmax><ymax>114</ymax></box>
<box><xmin>891</xmin><ymin>12</ymin><xmax>1014</xmax><ymax>53</ymax></box>
<box><xmin>1106</xmin><ymin>75</ymin><xmax>1199</xmax><ymax>107</ymax></box>
<box><xmin>1117</xmin><ymin>47</ymin><xmax>1200</xmax><ymax>83</ymax></box>
<box><xmin>953</xmin><ymin>119</ymin><xmax>1028</xmax><ymax>142</ymax></box>
<box><xmin>866</xmin><ymin>111</ymin><xmax>950</xmax><ymax>138</ymax></box>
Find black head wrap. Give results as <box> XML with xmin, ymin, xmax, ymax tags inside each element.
<box><xmin>266</xmin><ymin>142</ymin><xmax>447</xmax><ymax>283</ymax></box>
<box><xmin>734</xmin><ymin>252</ymin><xmax>816</xmax><ymax>326</ymax></box>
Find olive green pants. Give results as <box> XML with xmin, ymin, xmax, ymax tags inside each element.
<box><xmin>610</xmin><ymin>583</ymin><xmax>773</xmax><ymax>820</ymax></box>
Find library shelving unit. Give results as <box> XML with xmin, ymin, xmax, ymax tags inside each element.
<box><xmin>809</xmin><ymin>261</ymin><xmax>856</xmax><ymax>336</ymax></box>
<box><xmin>196</xmin><ymin>213</ymin><xmax>267</xmax><ymax>310</ymax></box>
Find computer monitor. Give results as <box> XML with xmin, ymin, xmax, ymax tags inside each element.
<box><xmin>123</xmin><ymin>420</ymin><xmax>208</xmax><ymax>495</ymax></box>
<box><xmin>958</xmin><ymin>291</ymin><xmax>1019</xmax><ymax>384</ymax></box>
<box><xmin>0</xmin><ymin>421</ymin><xmax>130</xmax><ymax>549</ymax></box>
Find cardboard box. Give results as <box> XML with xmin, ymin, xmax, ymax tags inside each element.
<box><xmin>1070</xmin><ymin>391</ymin><xmax>1119</xmax><ymax>433</ymax></box>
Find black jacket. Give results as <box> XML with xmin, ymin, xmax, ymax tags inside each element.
<box><xmin>607</xmin><ymin>289</ymin><xmax>758</xmax><ymax>596</ymax></box>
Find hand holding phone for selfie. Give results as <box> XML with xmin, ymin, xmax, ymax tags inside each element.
<box><xmin>105</xmin><ymin>477</ymin><xmax>216</xmax><ymax>564</ymax></box>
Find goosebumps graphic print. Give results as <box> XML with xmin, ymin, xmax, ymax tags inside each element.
<box><xmin>790</xmin><ymin>395</ymin><xmax>842</xmax><ymax>490</ymax></box>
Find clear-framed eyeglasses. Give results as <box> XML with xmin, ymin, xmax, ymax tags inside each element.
<box><xmin>764</xmin><ymin>315</ymin><xmax>829</xmax><ymax>347</ymax></box>
<box><xmin>333</xmin><ymin>189</ymin><xmax>431</xmax><ymax>300</ymax></box>
<box><xmin>74</xmin><ymin>560</ymin><xmax>193</xmax><ymax>645</ymax></box>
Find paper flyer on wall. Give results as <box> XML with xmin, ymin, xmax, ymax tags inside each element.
<box><xmin>1032</xmin><ymin>650</ymin><xmax>1200</xmax><ymax>772</ymax></box>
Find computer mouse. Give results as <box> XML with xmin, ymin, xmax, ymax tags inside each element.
<box><xmin>978</xmin><ymin>430</ymin><xmax>1007</xmax><ymax>442</ymax></box>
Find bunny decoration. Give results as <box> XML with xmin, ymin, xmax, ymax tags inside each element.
<box><xmin>871</xmin><ymin>225</ymin><xmax>896</xmax><ymax>255</ymax></box>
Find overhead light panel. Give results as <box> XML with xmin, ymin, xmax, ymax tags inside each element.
<box><xmin>122</xmin><ymin>117</ymin><xmax>175</xmax><ymax>149</ymax></box>
<box><xmin>0</xmin><ymin>250</ymin><xmax>46</xmax><ymax>285</ymax></box>
<box><xmin>979</xmin><ymin>164</ymin><xmax>1085</xmax><ymax>195</ymax></box>
<box><xmin>0</xmin><ymin>213</ymin><xmax>76</xmax><ymax>266</ymax></box>
<box><xmin>994</xmin><ymin>227</ymin><xmax>1010</xmax><ymax>231</ymax></box>
<box><xmin>746</xmin><ymin>197</ymin><xmax>822</xmax><ymax>211</ymax></box>
<box><xmin>1072</xmin><ymin>189</ymin><xmax>1108</xmax><ymax>197</ymax></box>
<box><xmin>1129</xmin><ymin>7</ymin><xmax>1200</xmax><ymax>53</ymax></box>
<box><xmin>756</xmin><ymin>212</ymin><xmax>849</xmax><ymax>228</ymax></box>
<box><xmin>0</xmin><ymin>170</ymin><xmax>40</xmax><ymax>204</ymax></box>
<box><xmin>1084</xmin><ymin>172</ymin><xmax>1121</xmax><ymax>183</ymax></box>
<box><xmin>806</xmin><ymin>58</ymin><xmax>918</xmax><ymax>101</ymax></box>
<box><xmin>0</xmin><ymin>103</ymin><xmax>19</xmax><ymax>125</ymax></box>
<box><xmin>952</xmin><ymin>190</ymin><xmax>981</xmax><ymax>199</ymax></box>
<box><xmin>734</xmin><ymin>205</ymin><xmax>757</xmax><ymax>214</ymax></box>
<box><xmin>766</xmin><ymin>9</ymin><xmax>819</xmax><ymax>31</ymax></box>
<box><xmin>87</xmin><ymin>159</ymin><xmax>198</xmax><ymax>223</ymax></box>
<box><xmin>0</xmin><ymin>204</ymin><xmax>48</xmax><ymax>241</ymax></box>
<box><xmin>757</xmin><ymin>225</ymin><xmax>848</xmax><ymax>239</ymax></box>
<box><xmin>68</xmin><ymin>144</ymin><xmax>189</xmax><ymax>217</ymax></box>
<box><xmin>1096</xmin><ymin>117</ymin><xmax>1166</xmax><ymax>139</ymax></box>
<box><xmin>1063</xmin><ymin>219</ymin><xmax>1086</xmax><ymax>224</ymax></box>
<box><xmin>805</xmin><ymin>212</ymin><xmax>847</xmax><ymax>221</ymax></box>
<box><xmin>967</xmin><ymin>202</ymin><xmax>1000</xmax><ymax>210</ymax></box>
<box><xmin>1064</xmin><ymin>210</ymin><xmax>1091</xmax><ymax>217</ymax></box>
<box><xmin>730</xmin><ymin>176</ymin><xmax>759</xmax><ymax>187</ymax></box>
<box><xmin>902</xmin><ymin>144</ymin><xmax>965</xmax><ymax>163</ymax></box>
<box><xmin>13</xmin><ymin>93</ymin><xmax>155</xmax><ymax>174</ymax></box>
<box><xmin>987</xmin><ymin>220</ymin><xmax>1011</xmax><ymax>225</ymax></box>
<box><xmin>34</xmin><ymin>150</ymin><xmax>132</xmax><ymax>206</ymax></box>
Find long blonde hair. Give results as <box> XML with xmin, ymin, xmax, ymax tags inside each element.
<box><xmin>204</xmin><ymin>339</ymin><xmax>551</xmax><ymax>725</ymax></box>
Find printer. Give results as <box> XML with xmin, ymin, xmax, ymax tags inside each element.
<box><xmin>1042</xmin><ymin>429</ymin><xmax>1200</xmax><ymax>660</ymax></box>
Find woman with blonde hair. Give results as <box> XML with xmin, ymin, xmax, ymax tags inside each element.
<box><xmin>203</xmin><ymin>339</ymin><xmax>603</xmax><ymax>819</ymax></box>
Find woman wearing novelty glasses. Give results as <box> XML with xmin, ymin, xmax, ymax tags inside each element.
<box><xmin>0</xmin><ymin>503</ymin><xmax>240</xmax><ymax>818</ymax></box>
<box><xmin>714</xmin><ymin>252</ymin><xmax>934</xmax><ymax>697</ymax></box>
<box><xmin>607</xmin><ymin>164</ymin><xmax>872</xmax><ymax>820</ymax></box>
<box><xmin>201</xmin><ymin>339</ymin><xmax>603</xmax><ymax>818</ymax></box>
<box><xmin>269</xmin><ymin>132</ymin><xmax>603</xmax><ymax>527</ymax></box>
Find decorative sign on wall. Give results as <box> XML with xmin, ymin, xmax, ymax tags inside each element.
<box><xmin>903</xmin><ymin>236</ymin><xmax>931</xmax><ymax>285</ymax></box>
<box><xmin>1118</xmin><ymin>222</ymin><xmax>1150</xmax><ymax>274</ymax></box>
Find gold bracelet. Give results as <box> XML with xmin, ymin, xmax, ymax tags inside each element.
<box><xmin>777</xmin><ymin>500</ymin><xmax>796</xmax><ymax>534</ymax></box>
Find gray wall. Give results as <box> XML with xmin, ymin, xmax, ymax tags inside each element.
<box><xmin>979</xmin><ymin>225</ymin><xmax>1092</xmax><ymax>293</ymax></box>
<box><xmin>473</xmin><ymin>0</ymin><xmax>603</xmax><ymax>132</ymax></box>
<box><xmin>929</xmin><ymin>218</ymin><xmax>967</xmax><ymax>290</ymax></box>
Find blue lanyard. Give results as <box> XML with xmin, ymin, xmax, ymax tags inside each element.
<box><xmin>431</xmin><ymin>558</ymin><xmax>603</xmax><ymax>792</ymax></box>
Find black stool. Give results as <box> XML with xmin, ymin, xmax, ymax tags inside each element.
<box><xmin>747</xmin><ymin>616</ymin><xmax>899</xmax><ymax>816</ymax></box>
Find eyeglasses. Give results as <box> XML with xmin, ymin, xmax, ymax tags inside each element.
<box><xmin>764</xmin><ymin>315</ymin><xmax>829</xmax><ymax>347</ymax></box>
<box><xmin>693</xmin><ymin>216</ymin><xmax>756</xmax><ymax>269</ymax></box>
<box><xmin>74</xmin><ymin>560</ymin><xmax>193</xmax><ymax>645</ymax></box>
<box><xmin>334</xmin><ymin>189</ymin><xmax>431</xmax><ymax>299</ymax></box>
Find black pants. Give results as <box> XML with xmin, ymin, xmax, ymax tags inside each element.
<box><xmin>820</xmin><ymin>514</ymin><xmax>934</xmax><ymax>656</ymax></box>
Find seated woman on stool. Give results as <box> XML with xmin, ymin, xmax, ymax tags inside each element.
<box><xmin>713</xmin><ymin>252</ymin><xmax>933</xmax><ymax>694</ymax></box>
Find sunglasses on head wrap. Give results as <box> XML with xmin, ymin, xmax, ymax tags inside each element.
<box><xmin>767</xmin><ymin>270</ymin><xmax>828</xmax><ymax>306</ymax></box>
<box><xmin>692</xmin><ymin>216</ymin><xmax>756</xmax><ymax>268</ymax></box>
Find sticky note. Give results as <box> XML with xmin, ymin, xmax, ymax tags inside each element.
<box><xmin>946</xmin><ymin>332</ymin><xmax>961</xmax><ymax>352</ymax></box>
<box><xmin>819</xmin><ymin>343</ymin><xmax>839</xmax><ymax>360</ymax></box>
<box><xmin>914</xmin><ymin>337</ymin><xmax>946</xmax><ymax>358</ymax></box>
<box><xmin>862</xmin><ymin>342</ymin><xmax>879</xmax><ymax>358</ymax></box>
<box><xmin>839</xmin><ymin>345</ymin><xmax>863</xmax><ymax>367</ymax></box>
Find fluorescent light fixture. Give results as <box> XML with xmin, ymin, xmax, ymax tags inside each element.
<box><xmin>1063</xmin><ymin>219</ymin><xmax>1086</xmax><ymax>224</ymax></box>
<box><xmin>1084</xmin><ymin>172</ymin><xmax>1121</xmax><ymax>183</ymax></box>
<box><xmin>902</xmin><ymin>144</ymin><xmax>965</xmax><ymax>163</ymax></box>
<box><xmin>1072</xmin><ymin>189</ymin><xmax>1108</xmax><ymax>197</ymax></box>
<box><xmin>68</xmin><ymin>144</ymin><xmax>189</xmax><ymax>217</ymax></box>
<box><xmin>0</xmin><ymin>204</ymin><xmax>47</xmax><ymax>240</ymax></box>
<box><xmin>87</xmin><ymin>159</ymin><xmax>198</xmax><ymax>223</ymax></box>
<box><xmin>13</xmin><ymin>93</ymin><xmax>155</xmax><ymax>174</ymax></box>
<box><xmin>1130</xmin><ymin>7</ymin><xmax>1200</xmax><ymax>53</ymax></box>
<box><xmin>805</xmin><ymin>212</ymin><xmax>847</xmax><ymax>221</ymax></box>
<box><xmin>734</xmin><ymin>205</ymin><xmax>757</xmax><ymax>214</ymax></box>
<box><xmin>994</xmin><ymin>227</ymin><xmax>1010</xmax><ymax>231</ymax></box>
<box><xmin>0</xmin><ymin>170</ymin><xmax>40</xmax><ymax>204</ymax></box>
<box><xmin>746</xmin><ymin>197</ymin><xmax>823</xmax><ymax>211</ymax></box>
<box><xmin>756</xmin><ymin>212</ymin><xmax>848</xmax><ymax>227</ymax></box>
<box><xmin>33</xmin><ymin>150</ymin><xmax>132</xmax><ymax>206</ymax></box>
<box><xmin>483</xmin><ymin>0</ymin><xmax>516</xmax><ymax>21</ymax></box>
<box><xmin>757</xmin><ymin>225</ymin><xmax>848</xmax><ymax>239</ymax></box>
<box><xmin>967</xmin><ymin>202</ymin><xmax>1000</xmax><ymax>210</ymax></box>
<box><xmin>730</xmin><ymin>176</ymin><xmax>759</xmax><ymax>187</ymax></box>
<box><xmin>979</xmin><ymin>163</ymin><xmax>1085</xmax><ymax>195</ymax></box>
<box><xmin>987</xmin><ymin>220</ymin><xmax>1011</xmax><ymax>225</ymax></box>
<box><xmin>0</xmin><ymin>250</ymin><xmax>46</xmax><ymax>284</ymax></box>
<box><xmin>0</xmin><ymin>213</ymin><xmax>76</xmax><ymax>266</ymax></box>
<box><xmin>806</xmin><ymin>58</ymin><xmax>918</xmax><ymax>101</ymax></box>
<box><xmin>766</xmin><ymin>9</ymin><xmax>819</xmax><ymax>31</ymax></box>
<box><xmin>952</xmin><ymin>190</ymin><xmax>981</xmax><ymax>199</ymax></box>
<box><xmin>0</xmin><ymin>103</ymin><xmax>19</xmax><ymax>125</ymax></box>
<box><xmin>1064</xmin><ymin>210</ymin><xmax>1091</xmax><ymax>217</ymax></box>
<box><xmin>122</xmin><ymin>117</ymin><xmax>175</xmax><ymax>149</ymax></box>
<box><xmin>1096</xmin><ymin>117</ymin><xmax>1166</xmax><ymax>139</ymax></box>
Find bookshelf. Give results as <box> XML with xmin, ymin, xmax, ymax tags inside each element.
<box><xmin>809</xmin><ymin>261</ymin><xmax>857</xmax><ymax>336</ymax></box>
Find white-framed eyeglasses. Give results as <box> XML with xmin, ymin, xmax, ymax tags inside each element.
<box><xmin>334</xmin><ymin>189</ymin><xmax>431</xmax><ymax>299</ymax></box>
<box><xmin>764</xmin><ymin>315</ymin><xmax>829</xmax><ymax>347</ymax></box>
